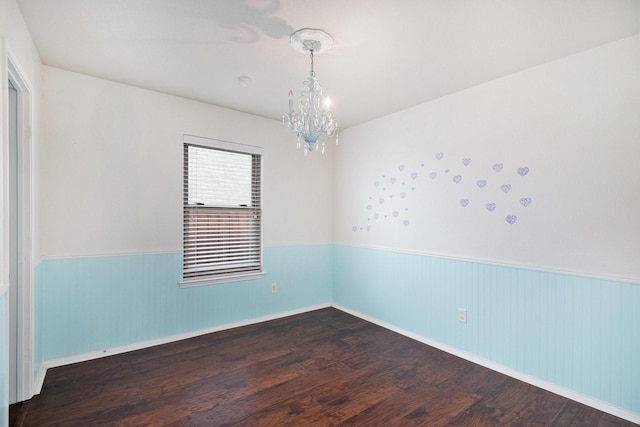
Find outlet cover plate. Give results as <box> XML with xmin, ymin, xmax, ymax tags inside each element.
<box><xmin>457</xmin><ymin>308</ymin><xmax>467</xmax><ymax>323</ymax></box>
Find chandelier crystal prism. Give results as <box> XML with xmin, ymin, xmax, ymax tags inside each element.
<box><xmin>282</xmin><ymin>28</ymin><xmax>338</xmax><ymax>155</ymax></box>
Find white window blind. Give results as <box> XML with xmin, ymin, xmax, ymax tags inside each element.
<box><xmin>183</xmin><ymin>135</ymin><xmax>262</xmax><ymax>283</ymax></box>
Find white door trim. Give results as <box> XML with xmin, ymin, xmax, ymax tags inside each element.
<box><xmin>3</xmin><ymin>40</ymin><xmax>35</xmax><ymax>403</ymax></box>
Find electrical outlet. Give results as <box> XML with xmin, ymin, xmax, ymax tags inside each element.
<box><xmin>457</xmin><ymin>308</ymin><xmax>467</xmax><ymax>323</ymax></box>
<box><xmin>271</xmin><ymin>283</ymin><xmax>277</xmax><ymax>293</ymax></box>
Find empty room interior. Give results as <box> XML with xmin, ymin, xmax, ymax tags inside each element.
<box><xmin>1</xmin><ymin>0</ymin><xmax>639</xmax><ymax>425</ymax></box>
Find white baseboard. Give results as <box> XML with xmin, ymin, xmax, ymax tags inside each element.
<box><xmin>331</xmin><ymin>303</ymin><xmax>640</xmax><ymax>425</ymax></box>
<box><xmin>33</xmin><ymin>302</ymin><xmax>331</xmax><ymax>394</ymax></box>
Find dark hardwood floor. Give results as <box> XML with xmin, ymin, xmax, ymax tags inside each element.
<box><xmin>10</xmin><ymin>308</ymin><xmax>637</xmax><ymax>426</ymax></box>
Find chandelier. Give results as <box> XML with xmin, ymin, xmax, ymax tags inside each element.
<box><xmin>282</xmin><ymin>28</ymin><xmax>338</xmax><ymax>155</ymax></box>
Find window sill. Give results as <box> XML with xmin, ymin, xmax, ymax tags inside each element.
<box><xmin>179</xmin><ymin>271</ymin><xmax>266</xmax><ymax>288</ymax></box>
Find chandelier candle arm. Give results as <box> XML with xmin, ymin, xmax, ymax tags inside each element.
<box><xmin>288</xmin><ymin>90</ymin><xmax>293</xmax><ymax>115</ymax></box>
<box><xmin>282</xmin><ymin>28</ymin><xmax>338</xmax><ymax>155</ymax></box>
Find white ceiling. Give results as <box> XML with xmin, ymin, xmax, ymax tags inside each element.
<box><xmin>17</xmin><ymin>0</ymin><xmax>640</xmax><ymax>129</ymax></box>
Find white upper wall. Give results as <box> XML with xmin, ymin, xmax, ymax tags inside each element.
<box><xmin>38</xmin><ymin>66</ymin><xmax>333</xmax><ymax>260</ymax></box>
<box><xmin>334</xmin><ymin>35</ymin><xmax>640</xmax><ymax>282</ymax></box>
<box><xmin>17</xmin><ymin>0</ymin><xmax>640</xmax><ymax>278</ymax></box>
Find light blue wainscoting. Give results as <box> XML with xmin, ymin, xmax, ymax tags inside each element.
<box><xmin>0</xmin><ymin>289</ymin><xmax>7</xmax><ymax>427</ymax></box>
<box><xmin>333</xmin><ymin>245</ymin><xmax>640</xmax><ymax>416</ymax></box>
<box><xmin>34</xmin><ymin>245</ymin><xmax>333</xmax><ymax>364</ymax></box>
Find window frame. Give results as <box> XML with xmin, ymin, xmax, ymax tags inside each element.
<box><xmin>180</xmin><ymin>134</ymin><xmax>264</xmax><ymax>287</ymax></box>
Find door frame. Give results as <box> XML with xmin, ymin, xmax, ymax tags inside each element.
<box><xmin>2</xmin><ymin>39</ymin><xmax>35</xmax><ymax>403</ymax></box>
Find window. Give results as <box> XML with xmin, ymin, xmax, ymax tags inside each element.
<box><xmin>182</xmin><ymin>135</ymin><xmax>263</xmax><ymax>286</ymax></box>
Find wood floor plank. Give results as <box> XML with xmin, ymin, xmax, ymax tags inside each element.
<box><xmin>447</xmin><ymin>378</ymin><xmax>537</xmax><ymax>425</ymax></box>
<box><xmin>13</xmin><ymin>308</ymin><xmax>638</xmax><ymax>427</ymax></box>
<box><xmin>340</xmin><ymin>383</ymin><xmax>475</xmax><ymax>426</ymax></box>
<box><xmin>101</xmin><ymin>351</ymin><xmax>311</xmax><ymax>425</ymax></box>
<box><xmin>552</xmin><ymin>399</ymin><xmax>607</xmax><ymax>426</ymax></box>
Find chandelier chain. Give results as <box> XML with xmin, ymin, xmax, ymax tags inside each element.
<box><xmin>310</xmin><ymin>49</ymin><xmax>315</xmax><ymax>77</ymax></box>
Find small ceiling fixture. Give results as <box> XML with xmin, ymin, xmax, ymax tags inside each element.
<box><xmin>282</xmin><ymin>28</ymin><xmax>338</xmax><ymax>155</ymax></box>
<box><xmin>237</xmin><ymin>75</ymin><xmax>252</xmax><ymax>87</ymax></box>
